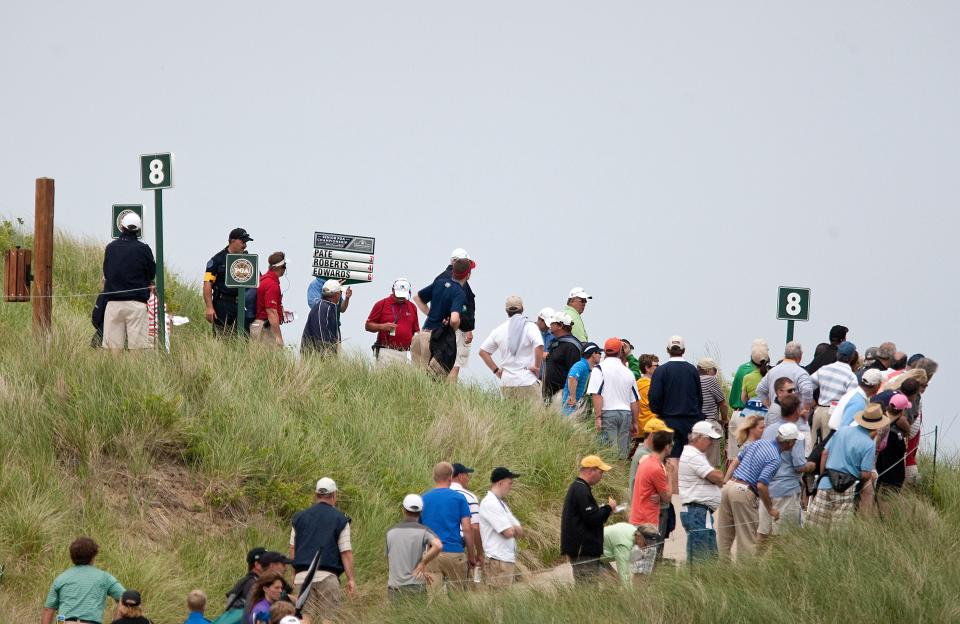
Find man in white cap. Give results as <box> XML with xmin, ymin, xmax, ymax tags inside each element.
<box><xmin>364</xmin><ymin>278</ymin><xmax>420</xmax><ymax>366</ymax></box>
<box><xmin>807</xmin><ymin>404</ymin><xmax>889</xmax><ymax>530</ymax></box>
<box><xmin>301</xmin><ymin>280</ymin><xmax>343</xmax><ymax>356</ymax></box>
<box><xmin>435</xmin><ymin>248</ymin><xmax>477</xmax><ymax>382</ymax></box>
<box><xmin>678</xmin><ymin>420</ymin><xmax>724</xmax><ymax>563</ymax></box>
<box><xmin>101</xmin><ymin>212</ymin><xmax>157</xmax><ymax>351</ymax></box>
<box><xmin>542</xmin><ymin>311</ymin><xmax>583</xmax><ymax>403</ymax></box>
<box><xmin>757</xmin><ymin>396</ymin><xmax>815</xmax><ymax>546</ymax></box>
<box><xmin>385</xmin><ymin>494</ymin><xmax>442</xmax><ymax>602</ymax></box>
<box><xmin>563</xmin><ymin>287</ymin><xmax>591</xmax><ymax>342</ymax></box>
<box><xmin>289</xmin><ymin>477</ymin><xmax>356</xmax><ymax>621</ymax></box>
<box><xmin>478</xmin><ymin>295</ymin><xmax>544</xmax><ymax>401</ymax></box>
<box><xmin>829</xmin><ymin>368</ymin><xmax>884</xmax><ymax>431</ymax></box>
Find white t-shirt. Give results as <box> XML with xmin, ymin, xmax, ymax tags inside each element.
<box><xmin>828</xmin><ymin>387</ymin><xmax>864</xmax><ymax>431</ymax></box>
<box><xmin>585</xmin><ymin>357</ymin><xmax>639</xmax><ymax>411</ymax></box>
<box><xmin>678</xmin><ymin>445</ymin><xmax>721</xmax><ymax>510</ymax></box>
<box><xmin>479</xmin><ymin>317</ymin><xmax>544</xmax><ymax>387</ymax></box>
<box><xmin>478</xmin><ymin>491</ymin><xmax>520</xmax><ymax>563</ymax></box>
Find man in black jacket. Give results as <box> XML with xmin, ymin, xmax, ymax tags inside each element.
<box><xmin>440</xmin><ymin>248</ymin><xmax>477</xmax><ymax>382</ymax></box>
<box><xmin>542</xmin><ymin>311</ymin><xmax>583</xmax><ymax>403</ymax></box>
<box><xmin>102</xmin><ymin>213</ymin><xmax>156</xmax><ymax>350</ymax></box>
<box><xmin>560</xmin><ymin>455</ymin><xmax>617</xmax><ymax>583</ymax></box>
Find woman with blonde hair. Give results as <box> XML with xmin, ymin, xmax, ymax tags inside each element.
<box><xmin>111</xmin><ymin>590</ymin><xmax>153</xmax><ymax>624</ymax></box>
<box><xmin>723</xmin><ymin>415</ymin><xmax>766</xmax><ymax>482</ymax></box>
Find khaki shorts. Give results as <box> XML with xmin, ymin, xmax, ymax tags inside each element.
<box><xmin>249</xmin><ymin>320</ymin><xmax>281</xmax><ymax>347</ymax></box>
<box><xmin>757</xmin><ymin>493</ymin><xmax>802</xmax><ymax>535</ymax></box>
<box><xmin>103</xmin><ymin>300</ymin><xmax>152</xmax><ymax>350</ymax></box>
<box><xmin>454</xmin><ymin>329</ymin><xmax>471</xmax><ymax>368</ymax></box>
<box><xmin>301</xmin><ymin>573</ymin><xmax>341</xmax><ymax>621</ymax></box>
<box><xmin>484</xmin><ymin>557</ymin><xmax>516</xmax><ymax>588</ymax></box>
<box><xmin>376</xmin><ymin>347</ymin><xmax>409</xmax><ymax>367</ymax></box>
<box><xmin>426</xmin><ymin>551</ymin><xmax>468</xmax><ymax>593</ymax></box>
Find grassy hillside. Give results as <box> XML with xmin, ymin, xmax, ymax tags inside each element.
<box><xmin>0</xmin><ymin>229</ymin><xmax>623</xmax><ymax>621</ymax></box>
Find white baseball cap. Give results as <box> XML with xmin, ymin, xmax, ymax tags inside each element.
<box><xmin>667</xmin><ymin>335</ymin><xmax>686</xmax><ymax>350</ymax></box>
<box><xmin>776</xmin><ymin>422</ymin><xmax>803</xmax><ymax>441</ymax></box>
<box><xmin>279</xmin><ymin>617</ymin><xmax>302</xmax><ymax>624</ymax></box>
<box><xmin>537</xmin><ymin>307</ymin><xmax>556</xmax><ymax>323</ymax></box>
<box><xmin>321</xmin><ymin>279</ymin><xmax>343</xmax><ymax>295</ymax></box>
<box><xmin>692</xmin><ymin>420</ymin><xmax>722</xmax><ymax>439</ymax></box>
<box><xmin>120</xmin><ymin>212</ymin><xmax>142</xmax><ymax>231</ymax></box>
<box><xmin>860</xmin><ymin>369</ymin><xmax>884</xmax><ymax>387</ymax></box>
<box><xmin>392</xmin><ymin>278</ymin><xmax>411</xmax><ymax>299</ymax></box>
<box><xmin>568</xmin><ymin>287</ymin><xmax>591</xmax><ymax>300</ymax></box>
<box><xmin>402</xmin><ymin>494</ymin><xmax>424</xmax><ymax>512</ymax></box>
<box><xmin>551</xmin><ymin>311</ymin><xmax>573</xmax><ymax>326</ymax></box>
<box><xmin>315</xmin><ymin>477</ymin><xmax>338</xmax><ymax>494</ymax></box>
<box><xmin>450</xmin><ymin>248</ymin><xmax>470</xmax><ymax>260</ymax></box>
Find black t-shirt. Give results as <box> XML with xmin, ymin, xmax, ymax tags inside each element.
<box><xmin>543</xmin><ymin>339</ymin><xmax>582</xmax><ymax>398</ymax></box>
<box><xmin>205</xmin><ymin>247</ymin><xmax>238</xmax><ymax>300</ymax></box>
<box><xmin>226</xmin><ymin>571</ymin><xmax>257</xmax><ymax>609</ymax></box>
<box><xmin>112</xmin><ymin>617</ymin><xmax>153</xmax><ymax>624</ymax></box>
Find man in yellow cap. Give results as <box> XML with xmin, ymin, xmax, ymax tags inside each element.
<box><xmin>560</xmin><ymin>455</ymin><xmax>617</xmax><ymax>583</ymax></box>
<box><xmin>627</xmin><ymin>419</ymin><xmax>674</xmax><ymax>509</ymax></box>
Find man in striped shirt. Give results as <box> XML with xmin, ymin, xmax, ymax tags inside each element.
<box><xmin>450</xmin><ymin>463</ymin><xmax>484</xmax><ymax>581</ymax></box>
<box><xmin>716</xmin><ymin>434</ymin><xmax>788</xmax><ymax>560</ymax></box>
<box><xmin>810</xmin><ymin>341</ymin><xmax>859</xmax><ymax>446</ymax></box>
<box><xmin>756</xmin><ymin>341</ymin><xmax>815</xmax><ymax>412</ymax></box>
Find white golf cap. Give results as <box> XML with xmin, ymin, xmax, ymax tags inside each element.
<box><xmin>321</xmin><ymin>279</ymin><xmax>343</xmax><ymax>295</ymax></box>
<box><xmin>667</xmin><ymin>335</ymin><xmax>686</xmax><ymax>350</ymax></box>
<box><xmin>120</xmin><ymin>212</ymin><xmax>142</xmax><ymax>231</ymax></box>
<box><xmin>402</xmin><ymin>493</ymin><xmax>424</xmax><ymax>512</ymax></box>
<box><xmin>392</xmin><ymin>278</ymin><xmax>411</xmax><ymax>298</ymax></box>
<box><xmin>551</xmin><ymin>311</ymin><xmax>573</xmax><ymax>326</ymax></box>
<box><xmin>538</xmin><ymin>307</ymin><xmax>556</xmax><ymax>322</ymax></box>
<box><xmin>568</xmin><ymin>287</ymin><xmax>591</xmax><ymax>300</ymax></box>
<box><xmin>315</xmin><ymin>477</ymin><xmax>338</xmax><ymax>494</ymax></box>
<box><xmin>450</xmin><ymin>248</ymin><xmax>470</xmax><ymax>260</ymax></box>
<box><xmin>692</xmin><ymin>420</ymin><xmax>722</xmax><ymax>439</ymax></box>
<box><xmin>279</xmin><ymin>617</ymin><xmax>302</xmax><ymax>624</ymax></box>
<box><xmin>776</xmin><ymin>422</ymin><xmax>803</xmax><ymax>441</ymax></box>
<box><xmin>860</xmin><ymin>369</ymin><xmax>884</xmax><ymax>387</ymax></box>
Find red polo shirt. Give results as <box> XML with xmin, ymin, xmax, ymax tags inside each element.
<box><xmin>366</xmin><ymin>295</ymin><xmax>419</xmax><ymax>349</ymax></box>
<box><xmin>255</xmin><ymin>270</ymin><xmax>284</xmax><ymax>321</ymax></box>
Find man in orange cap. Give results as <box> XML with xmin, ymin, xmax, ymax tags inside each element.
<box><xmin>560</xmin><ymin>456</ymin><xmax>617</xmax><ymax>583</ymax></box>
<box><xmin>586</xmin><ymin>338</ymin><xmax>640</xmax><ymax>459</ymax></box>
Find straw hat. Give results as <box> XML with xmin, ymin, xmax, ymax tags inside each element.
<box><xmin>854</xmin><ymin>403</ymin><xmax>890</xmax><ymax>430</ymax></box>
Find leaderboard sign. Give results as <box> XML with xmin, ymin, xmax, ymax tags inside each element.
<box><xmin>312</xmin><ymin>231</ymin><xmax>375</xmax><ymax>284</ymax></box>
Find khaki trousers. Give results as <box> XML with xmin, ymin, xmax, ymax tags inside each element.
<box><xmin>502</xmin><ymin>383</ymin><xmax>541</xmax><ymax>402</ymax></box>
<box><xmin>301</xmin><ymin>574</ymin><xmax>341</xmax><ymax>621</ymax></box>
<box><xmin>376</xmin><ymin>348</ymin><xmax>409</xmax><ymax>367</ymax></box>
<box><xmin>426</xmin><ymin>551</ymin><xmax>468</xmax><ymax>593</ymax></box>
<box><xmin>103</xmin><ymin>300</ymin><xmax>151</xmax><ymax>350</ymax></box>
<box><xmin>716</xmin><ymin>481</ymin><xmax>759</xmax><ymax>560</ymax></box>
<box><xmin>811</xmin><ymin>405</ymin><xmax>832</xmax><ymax>448</ymax></box>
<box><xmin>484</xmin><ymin>557</ymin><xmax>516</xmax><ymax>588</ymax></box>
<box><xmin>249</xmin><ymin>320</ymin><xmax>281</xmax><ymax>348</ymax></box>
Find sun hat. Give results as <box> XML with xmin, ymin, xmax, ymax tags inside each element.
<box><xmin>643</xmin><ymin>418</ymin><xmax>674</xmax><ymax>434</ymax></box>
<box><xmin>692</xmin><ymin>420</ymin><xmax>722</xmax><ymax>439</ymax></box>
<box><xmin>580</xmin><ymin>455</ymin><xmax>612</xmax><ymax>471</ymax></box>
<box><xmin>402</xmin><ymin>494</ymin><xmax>424</xmax><ymax>512</ymax></box>
<box><xmin>855</xmin><ymin>403</ymin><xmax>890</xmax><ymax>430</ymax></box>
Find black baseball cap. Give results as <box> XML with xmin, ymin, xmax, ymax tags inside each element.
<box><xmin>582</xmin><ymin>342</ymin><xmax>601</xmax><ymax>357</ymax></box>
<box><xmin>247</xmin><ymin>547</ymin><xmax>267</xmax><ymax>567</ymax></box>
<box><xmin>452</xmin><ymin>463</ymin><xmax>474</xmax><ymax>477</ymax></box>
<box><xmin>121</xmin><ymin>590</ymin><xmax>142</xmax><ymax>606</ymax></box>
<box><xmin>229</xmin><ymin>227</ymin><xmax>253</xmax><ymax>242</ymax></box>
<box><xmin>490</xmin><ymin>467</ymin><xmax>521</xmax><ymax>483</ymax></box>
<box><xmin>260</xmin><ymin>551</ymin><xmax>293</xmax><ymax>566</ymax></box>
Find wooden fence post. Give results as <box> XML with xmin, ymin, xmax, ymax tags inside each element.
<box><xmin>33</xmin><ymin>177</ymin><xmax>54</xmax><ymax>334</ymax></box>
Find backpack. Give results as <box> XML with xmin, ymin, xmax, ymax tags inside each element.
<box><xmin>553</xmin><ymin>334</ymin><xmax>584</xmax><ymax>356</ymax></box>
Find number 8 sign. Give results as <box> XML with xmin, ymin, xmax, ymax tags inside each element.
<box><xmin>777</xmin><ymin>287</ymin><xmax>810</xmax><ymax>322</ymax></box>
<box><xmin>140</xmin><ymin>153</ymin><xmax>174</xmax><ymax>190</ymax></box>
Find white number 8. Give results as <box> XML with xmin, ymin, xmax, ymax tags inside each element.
<box><xmin>786</xmin><ymin>292</ymin><xmax>802</xmax><ymax>316</ymax></box>
<box><xmin>149</xmin><ymin>159</ymin><xmax>165</xmax><ymax>185</ymax></box>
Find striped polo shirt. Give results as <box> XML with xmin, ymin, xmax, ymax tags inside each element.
<box><xmin>732</xmin><ymin>439</ymin><xmax>781</xmax><ymax>486</ymax></box>
<box><xmin>811</xmin><ymin>361</ymin><xmax>858</xmax><ymax>406</ymax></box>
<box><xmin>44</xmin><ymin>565</ymin><xmax>125</xmax><ymax>623</ymax></box>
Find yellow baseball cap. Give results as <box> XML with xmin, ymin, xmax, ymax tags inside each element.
<box><xmin>580</xmin><ymin>455</ymin><xmax>612</xmax><ymax>471</ymax></box>
<box><xmin>643</xmin><ymin>418</ymin><xmax>674</xmax><ymax>434</ymax></box>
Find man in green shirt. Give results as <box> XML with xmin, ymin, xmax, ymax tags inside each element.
<box><xmin>602</xmin><ymin>523</ymin><xmax>659</xmax><ymax>585</ymax></box>
<box><xmin>43</xmin><ymin>537</ymin><xmax>125</xmax><ymax>624</ymax></box>
<box><xmin>563</xmin><ymin>287</ymin><xmax>591</xmax><ymax>342</ymax></box>
<box><xmin>622</xmin><ymin>339</ymin><xmax>641</xmax><ymax>380</ymax></box>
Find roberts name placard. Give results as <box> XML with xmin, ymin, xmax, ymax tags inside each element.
<box><xmin>313</xmin><ymin>231</ymin><xmax>375</xmax><ymax>285</ymax></box>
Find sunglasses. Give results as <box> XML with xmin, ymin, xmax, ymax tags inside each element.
<box><xmin>784</xmin><ymin>388</ymin><xmax>797</xmax><ymax>394</ymax></box>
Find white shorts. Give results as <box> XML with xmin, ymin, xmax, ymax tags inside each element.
<box><xmin>455</xmin><ymin>329</ymin><xmax>471</xmax><ymax>368</ymax></box>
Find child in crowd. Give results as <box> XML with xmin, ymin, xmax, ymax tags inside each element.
<box><xmin>184</xmin><ymin>589</ymin><xmax>211</xmax><ymax>624</ymax></box>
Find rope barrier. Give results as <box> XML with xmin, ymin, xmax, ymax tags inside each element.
<box><xmin>5</xmin><ymin>287</ymin><xmax>151</xmax><ymax>299</ymax></box>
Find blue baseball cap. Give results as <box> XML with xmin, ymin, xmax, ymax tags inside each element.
<box><xmin>837</xmin><ymin>341</ymin><xmax>856</xmax><ymax>358</ymax></box>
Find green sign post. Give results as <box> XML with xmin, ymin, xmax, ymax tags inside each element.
<box><xmin>140</xmin><ymin>153</ymin><xmax>173</xmax><ymax>350</ymax></box>
<box><xmin>112</xmin><ymin>204</ymin><xmax>144</xmax><ymax>239</ymax></box>
<box><xmin>776</xmin><ymin>286</ymin><xmax>810</xmax><ymax>344</ymax></box>
<box><xmin>225</xmin><ymin>253</ymin><xmax>259</xmax><ymax>334</ymax></box>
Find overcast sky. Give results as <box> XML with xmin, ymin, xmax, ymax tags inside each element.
<box><xmin>2</xmin><ymin>2</ymin><xmax>958</xmax><ymax>450</ymax></box>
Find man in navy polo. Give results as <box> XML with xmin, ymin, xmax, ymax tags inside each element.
<box><xmin>411</xmin><ymin>258</ymin><xmax>471</xmax><ymax>376</ymax></box>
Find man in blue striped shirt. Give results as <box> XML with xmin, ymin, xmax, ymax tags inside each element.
<box><xmin>717</xmin><ymin>430</ymin><xmax>795</xmax><ymax>560</ymax></box>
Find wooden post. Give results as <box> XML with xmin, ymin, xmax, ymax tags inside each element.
<box><xmin>33</xmin><ymin>177</ymin><xmax>54</xmax><ymax>334</ymax></box>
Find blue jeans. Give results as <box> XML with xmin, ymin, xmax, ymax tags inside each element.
<box><xmin>680</xmin><ymin>504</ymin><xmax>718</xmax><ymax>563</ymax></box>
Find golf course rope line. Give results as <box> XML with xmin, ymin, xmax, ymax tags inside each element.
<box><xmin>10</xmin><ymin>286</ymin><xmax>152</xmax><ymax>299</ymax></box>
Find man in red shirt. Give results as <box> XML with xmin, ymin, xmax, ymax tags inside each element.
<box><xmin>629</xmin><ymin>431</ymin><xmax>673</xmax><ymax>528</ymax></box>
<box><xmin>365</xmin><ymin>278</ymin><xmax>420</xmax><ymax>366</ymax></box>
<box><xmin>252</xmin><ymin>251</ymin><xmax>287</xmax><ymax>348</ymax></box>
